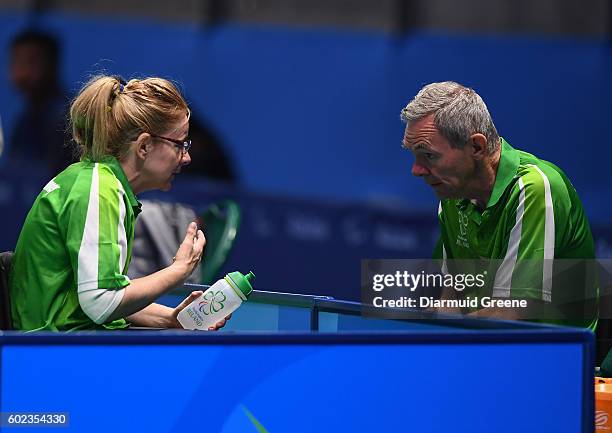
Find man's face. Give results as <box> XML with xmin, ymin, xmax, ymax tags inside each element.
<box><xmin>402</xmin><ymin>114</ymin><xmax>475</xmax><ymax>199</ymax></box>
<box><xmin>10</xmin><ymin>43</ymin><xmax>54</xmax><ymax>100</ymax></box>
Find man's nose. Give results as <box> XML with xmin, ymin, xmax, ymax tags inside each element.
<box><xmin>412</xmin><ymin>160</ymin><xmax>430</xmax><ymax>177</ymax></box>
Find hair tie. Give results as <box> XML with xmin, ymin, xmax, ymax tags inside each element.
<box><xmin>113</xmin><ymin>75</ymin><xmax>127</xmax><ymax>93</ymax></box>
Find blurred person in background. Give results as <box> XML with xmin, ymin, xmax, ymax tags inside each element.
<box><xmin>9</xmin><ymin>75</ymin><xmax>229</xmax><ymax>331</ymax></box>
<box><xmin>7</xmin><ymin>30</ymin><xmax>73</xmax><ymax>173</ymax></box>
<box><xmin>400</xmin><ymin>81</ymin><xmax>597</xmax><ymax>328</ymax></box>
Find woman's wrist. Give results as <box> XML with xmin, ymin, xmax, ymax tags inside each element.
<box><xmin>161</xmin><ymin>305</ymin><xmax>180</xmax><ymax>328</ymax></box>
<box><xmin>168</xmin><ymin>261</ymin><xmax>191</xmax><ymax>285</ymax></box>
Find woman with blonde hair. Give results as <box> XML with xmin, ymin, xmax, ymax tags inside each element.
<box><xmin>9</xmin><ymin>75</ymin><xmax>228</xmax><ymax>331</ymax></box>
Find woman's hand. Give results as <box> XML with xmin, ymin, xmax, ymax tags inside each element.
<box><xmin>172</xmin><ymin>222</ymin><xmax>205</xmax><ymax>279</ymax></box>
<box><xmin>169</xmin><ymin>290</ymin><xmax>232</xmax><ymax>330</ymax></box>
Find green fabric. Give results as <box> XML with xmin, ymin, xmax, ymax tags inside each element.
<box><xmin>200</xmin><ymin>200</ymin><xmax>241</xmax><ymax>285</ymax></box>
<box><xmin>9</xmin><ymin>158</ymin><xmax>141</xmax><ymax>331</ymax></box>
<box><xmin>601</xmin><ymin>349</ymin><xmax>612</xmax><ymax>377</ymax></box>
<box><xmin>435</xmin><ymin>139</ymin><xmax>597</xmax><ymax>329</ymax></box>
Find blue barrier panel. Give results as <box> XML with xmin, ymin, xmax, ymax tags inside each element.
<box><xmin>0</xmin><ymin>330</ymin><xmax>594</xmax><ymax>433</ymax></box>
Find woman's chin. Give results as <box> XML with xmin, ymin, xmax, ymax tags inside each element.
<box><xmin>156</xmin><ymin>173</ymin><xmax>177</xmax><ymax>192</ymax></box>
<box><xmin>160</xmin><ymin>180</ymin><xmax>173</xmax><ymax>191</ymax></box>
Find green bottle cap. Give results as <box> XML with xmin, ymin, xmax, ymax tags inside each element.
<box><xmin>225</xmin><ymin>271</ymin><xmax>255</xmax><ymax>301</ymax></box>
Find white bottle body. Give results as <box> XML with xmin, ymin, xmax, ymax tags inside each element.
<box><xmin>177</xmin><ymin>278</ymin><xmax>244</xmax><ymax>330</ymax></box>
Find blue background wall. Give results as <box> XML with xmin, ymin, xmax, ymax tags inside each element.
<box><xmin>2</xmin><ymin>10</ymin><xmax>612</xmax><ymax>297</ymax></box>
<box><xmin>1</xmin><ymin>10</ymin><xmax>610</xmax><ymax>223</ymax></box>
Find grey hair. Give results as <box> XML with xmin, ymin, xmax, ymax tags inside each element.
<box><xmin>400</xmin><ymin>81</ymin><xmax>500</xmax><ymax>153</ymax></box>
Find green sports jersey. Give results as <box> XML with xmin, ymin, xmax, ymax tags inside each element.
<box><xmin>434</xmin><ymin>139</ymin><xmax>597</xmax><ymax>328</ymax></box>
<box><xmin>9</xmin><ymin>157</ymin><xmax>141</xmax><ymax>331</ymax></box>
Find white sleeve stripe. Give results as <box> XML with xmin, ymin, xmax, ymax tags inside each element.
<box><xmin>95</xmin><ymin>287</ymin><xmax>125</xmax><ymax>323</ymax></box>
<box><xmin>77</xmin><ymin>163</ymin><xmax>100</xmax><ymax>291</ymax></box>
<box><xmin>492</xmin><ymin>287</ymin><xmax>511</xmax><ymax>298</ymax></box>
<box><xmin>116</xmin><ymin>179</ymin><xmax>128</xmax><ymax>273</ymax></box>
<box><xmin>529</xmin><ymin>164</ymin><xmax>554</xmax><ymax>301</ymax></box>
<box><xmin>78</xmin><ymin>286</ymin><xmax>126</xmax><ymax>324</ymax></box>
<box><xmin>493</xmin><ymin>177</ymin><xmax>526</xmax><ymax>297</ymax></box>
<box><xmin>441</xmin><ymin>244</ymin><xmax>448</xmax><ymax>275</ymax></box>
<box><xmin>438</xmin><ymin>201</ymin><xmax>448</xmax><ymax>274</ymax></box>
<box><xmin>77</xmin><ymin>281</ymin><xmax>99</xmax><ymax>290</ymax></box>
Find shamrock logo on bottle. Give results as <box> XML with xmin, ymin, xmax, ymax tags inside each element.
<box><xmin>198</xmin><ymin>290</ymin><xmax>227</xmax><ymax>315</ymax></box>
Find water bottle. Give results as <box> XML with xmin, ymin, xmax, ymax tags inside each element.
<box><xmin>177</xmin><ymin>271</ymin><xmax>255</xmax><ymax>330</ymax></box>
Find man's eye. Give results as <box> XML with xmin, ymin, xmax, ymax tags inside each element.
<box><xmin>425</xmin><ymin>153</ymin><xmax>436</xmax><ymax>160</ymax></box>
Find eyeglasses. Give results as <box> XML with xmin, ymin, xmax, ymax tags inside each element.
<box><xmin>150</xmin><ymin>134</ymin><xmax>192</xmax><ymax>153</ymax></box>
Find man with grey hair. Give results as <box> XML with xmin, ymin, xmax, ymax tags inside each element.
<box><xmin>400</xmin><ymin>81</ymin><xmax>596</xmax><ymax>328</ymax></box>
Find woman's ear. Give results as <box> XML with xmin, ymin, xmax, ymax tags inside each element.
<box><xmin>135</xmin><ymin>132</ymin><xmax>151</xmax><ymax>161</ymax></box>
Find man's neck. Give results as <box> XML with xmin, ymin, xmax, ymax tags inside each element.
<box><xmin>470</xmin><ymin>148</ymin><xmax>501</xmax><ymax>210</ymax></box>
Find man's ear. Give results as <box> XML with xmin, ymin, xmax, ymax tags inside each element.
<box><xmin>135</xmin><ymin>132</ymin><xmax>151</xmax><ymax>161</ymax></box>
<box><xmin>470</xmin><ymin>133</ymin><xmax>488</xmax><ymax>160</ymax></box>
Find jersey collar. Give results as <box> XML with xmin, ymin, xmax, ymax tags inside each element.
<box><xmin>103</xmin><ymin>157</ymin><xmax>142</xmax><ymax>217</ymax></box>
<box><xmin>486</xmin><ymin>137</ymin><xmax>520</xmax><ymax>209</ymax></box>
<box><xmin>456</xmin><ymin>138</ymin><xmax>520</xmax><ymax>215</ymax></box>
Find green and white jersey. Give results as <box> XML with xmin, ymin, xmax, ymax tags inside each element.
<box><xmin>10</xmin><ymin>157</ymin><xmax>141</xmax><ymax>331</ymax></box>
<box><xmin>434</xmin><ymin>139</ymin><xmax>596</xmax><ymax>328</ymax></box>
